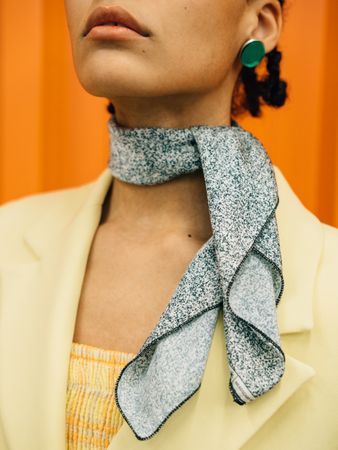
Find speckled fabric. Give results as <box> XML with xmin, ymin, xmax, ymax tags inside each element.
<box><xmin>107</xmin><ymin>113</ymin><xmax>285</xmax><ymax>440</ymax></box>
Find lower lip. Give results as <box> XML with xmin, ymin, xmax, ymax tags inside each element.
<box><xmin>86</xmin><ymin>25</ymin><xmax>146</xmax><ymax>40</ymax></box>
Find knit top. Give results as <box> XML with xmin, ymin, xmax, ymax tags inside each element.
<box><xmin>66</xmin><ymin>341</ymin><xmax>136</xmax><ymax>450</ymax></box>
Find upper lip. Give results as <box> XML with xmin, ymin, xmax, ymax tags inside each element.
<box><xmin>83</xmin><ymin>5</ymin><xmax>149</xmax><ymax>37</ymax></box>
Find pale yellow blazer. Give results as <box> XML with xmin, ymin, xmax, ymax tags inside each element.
<box><xmin>0</xmin><ymin>165</ymin><xmax>337</xmax><ymax>450</ymax></box>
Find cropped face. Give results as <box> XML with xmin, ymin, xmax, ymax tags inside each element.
<box><xmin>64</xmin><ymin>0</ymin><xmax>249</xmax><ymax>106</ymax></box>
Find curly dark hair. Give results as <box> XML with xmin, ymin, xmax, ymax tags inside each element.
<box><xmin>106</xmin><ymin>0</ymin><xmax>289</xmax><ymax>119</ymax></box>
<box><xmin>232</xmin><ymin>0</ymin><xmax>289</xmax><ymax>117</ymax></box>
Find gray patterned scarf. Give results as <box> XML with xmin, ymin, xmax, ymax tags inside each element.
<box><xmin>107</xmin><ymin>113</ymin><xmax>285</xmax><ymax>441</ymax></box>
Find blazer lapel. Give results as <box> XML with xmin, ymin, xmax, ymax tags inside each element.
<box><xmin>0</xmin><ymin>165</ymin><xmax>321</xmax><ymax>450</ymax></box>
<box><xmin>106</xmin><ymin>312</ymin><xmax>316</xmax><ymax>450</ymax></box>
<box><xmin>0</xmin><ymin>172</ymin><xmax>113</xmax><ymax>450</ymax></box>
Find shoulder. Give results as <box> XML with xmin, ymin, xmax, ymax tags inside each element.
<box><xmin>1</xmin><ymin>191</ymin><xmax>60</xmax><ymax>236</ymax></box>
<box><xmin>0</xmin><ymin>183</ymin><xmax>92</xmax><ymax>229</ymax></box>
<box><xmin>307</xmin><ymin>220</ymin><xmax>338</xmax><ymax>369</ymax></box>
<box><xmin>0</xmin><ymin>190</ymin><xmax>62</xmax><ymax>228</ymax></box>
<box><xmin>321</xmin><ymin>221</ymin><xmax>338</xmax><ymax>249</ymax></box>
<box><xmin>0</xmin><ymin>183</ymin><xmax>92</xmax><ymax>262</ymax></box>
<box><xmin>316</xmin><ymin>221</ymin><xmax>338</xmax><ymax>295</ymax></box>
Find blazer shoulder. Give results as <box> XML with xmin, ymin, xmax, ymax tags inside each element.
<box><xmin>0</xmin><ymin>183</ymin><xmax>91</xmax><ymax>226</ymax></box>
<box><xmin>314</xmin><ymin>220</ymin><xmax>338</xmax><ymax>318</ymax></box>
<box><xmin>319</xmin><ymin>221</ymin><xmax>338</xmax><ymax>272</ymax></box>
<box><xmin>322</xmin><ymin>220</ymin><xmax>338</xmax><ymax>239</ymax></box>
<box><xmin>0</xmin><ymin>183</ymin><xmax>92</xmax><ymax>263</ymax></box>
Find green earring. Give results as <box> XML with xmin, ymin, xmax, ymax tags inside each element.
<box><xmin>239</xmin><ymin>39</ymin><xmax>266</xmax><ymax>68</ymax></box>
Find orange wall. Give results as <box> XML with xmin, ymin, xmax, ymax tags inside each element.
<box><xmin>1</xmin><ymin>0</ymin><xmax>337</xmax><ymax>227</ymax></box>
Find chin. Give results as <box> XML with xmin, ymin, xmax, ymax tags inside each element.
<box><xmin>79</xmin><ymin>75</ymin><xmax>165</xmax><ymax>101</ymax></box>
<box><xmin>76</xmin><ymin>64</ymin><xmax>154</xmax><ymax>98</ymax></box>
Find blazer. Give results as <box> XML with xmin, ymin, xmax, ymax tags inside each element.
<box><xmin>0</xmin><ymin>165</ymin><xmax>337</xmax><ymax>450</ymax></box>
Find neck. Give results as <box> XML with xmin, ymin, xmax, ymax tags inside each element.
<box><xmin>100</xmin><ymin>169</ymin><xmax>213</xmax><ymax>242</ymax></box>
<box><xmin>103</xmin><ymin>112</ymin><xmax>237</xmax><ymax>242</ymax></box>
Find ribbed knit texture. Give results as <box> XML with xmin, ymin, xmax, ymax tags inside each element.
<box><xmin>66</xmin><ymin>341</ymin><xmax>136</xmax><ymax>450</ymax></box>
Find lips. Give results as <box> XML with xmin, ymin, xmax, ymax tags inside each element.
<box><xmin>83</xmin><ymin>5</ymin><xmax>150</xmax><ymax>37</ymax></box>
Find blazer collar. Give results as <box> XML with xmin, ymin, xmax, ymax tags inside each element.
<box><xmin>23</xmin><ymin>164</ymin><xmax>323</xmax><ymax>335</ymax></box>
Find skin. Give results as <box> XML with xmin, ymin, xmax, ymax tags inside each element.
<box><xmin>64</xmin><ymin>0</ymin><xmax>283</xmax><ymax>352</ymax></box>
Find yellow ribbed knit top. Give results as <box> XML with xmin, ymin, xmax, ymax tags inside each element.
<box><xmin>66</xmin><ymin>341</ymin><xmax>136</xmax><ymax>450</ymax></box>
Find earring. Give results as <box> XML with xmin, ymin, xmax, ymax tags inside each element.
<box><xmin>239</xmin><ymin>39</ymin><xmax>266</xmax><ymax>68</ymax></box>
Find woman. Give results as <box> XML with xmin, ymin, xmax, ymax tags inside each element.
<box><xmin>0</xmin><ymin>0</ymin><xmax>337</xmax><ymax>449</ymax></box>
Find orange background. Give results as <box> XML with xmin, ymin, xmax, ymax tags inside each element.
<box><xmin>0</xmin><ymin>0</ymin><xmax>337</xmax><ymax>226</ymax></box>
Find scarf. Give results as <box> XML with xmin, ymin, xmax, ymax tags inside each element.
<box><xmin>107</xmin><ymin>113</ymin><xmax>285</xmax><ymax>441</ymax></box>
